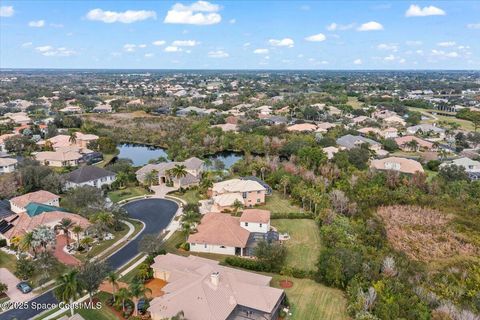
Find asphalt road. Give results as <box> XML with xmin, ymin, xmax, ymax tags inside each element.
<box><xmin>0</xmin><ymin>198</ymin><xmax>178</xmax><ymax>320</ymax></box>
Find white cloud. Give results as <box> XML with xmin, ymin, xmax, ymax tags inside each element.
<box><xmin>50</xmin><ymin>23</ymin><xmax>64</xmax><ymax>28</ymax></box>
<box><xmin>86</xmin><ymin>8</ymin><xmax>156</xmax><ymax>23</ymax></box>
<box><xmin>165</xmin><ymin>46</ymin><xmax>181</xmax><ymax>52</ymax></box>
<box><xmin>406</xmin><ymin>40</ymin><xmax>422</xmax><ymax>46</ymax></box>
<box><xmin>405</xmin><ymin>4</ymin><xmax>446</xmax><ymax>17</ymax></box>
<box><xmin>326</xmin><ymin>22</ymin><xmax>354</xmax><ymax>31</ymax></box>
<box><xmin>268</xmin><ymin>38</ymin><xmax>294</xmax><ymax>47</ymax></box>
<box><xmin>152</xmin><ymin>40</ymin><xmax>166</xmax><ymax>46</ymax></box>
<box><xmin>123</xmin><ymin>44</ymin><xmax>147</xmax><ymax>52</ymax></box>
<box><xmin>305</xmin><ymin>33</ymin><xmax>326</xmax><ymax>42</ymax></box>
<box><xmin>399</xmin><ymin>58</ymin><xmax>406</xmax><ymax>64</ymax></box>
<box><xmin>357</xmin><ymin>21</ymin><xmax>383</xmax><ymax>31</ymax></box>
<box><xmin>229</xmin><ymin>18</ymin><xmax>236</xmax><ymax>24</ymax></box>
<box><xmin>353</xmin><ymin>59</ymin><xmax>362</xmax><ymax>65</ymax></box>
<box><xmin>208</xmin><ymin>50</ymin><xmax>229</xmax><ymax>58</ymax></box>
<box><xmin>35</xmin><ymin>45</ymin><xmax>76</xmax><ymax>57</ymax></box>
<box><xmin>21</xmin><ymin>42</ymin><xmax>33</xmax><ymax>48</ymax></box>
<box><xmin>377</xmin><ymin>43</ymin><xmax>398</xmax><ymax>51</ymax></box>
<box><xmin>138</xmin><ymin>44</ymin><xmax>147</xmax><ymax>48</ymax></box>
<box><xmin>144</xmin><ymin>53</ymin><xmax>154</xmax><ymax>58</ymax></box>
<box><xmin>28</xmin><ymin>20</ymin><xmax>45</xmax><ymax>28</ymax></box>
<box><xmin>0</xmin><ymin>6</ymin><xmax>14</xmax><ymax>17</ymax></box>
<box><xmin>467</xmin><ymin>23</ymin><xmax>480</xmax><ymax>29</ymax></box>
<box><xmin>431</xmin><ymin>49</ymin><xmax>459</xmax><ymax>58</ymax></box>
<box><xmin>384</xmin><ymin>54</ymin><xmax>395</xmax><ymax>61</ymax></box>
<box><xmin>253</xmin><ymin>48</ymin><xmax>269</xmax><ymax>54</ymax></box>
<box><xmin>437</xmin><ymin>41</ymin><xmax>456</xmax><ymax>47</ymax></box>
<box><xmin>164</xmin><ymin>1</ymin><xmax>221</xmax><ymax>25</ymax></box>
<box><xmin>171</xmin><ymin>40</ymin><xmax>198</xmax><ymax>46</ymax></box>
<box><xmin>243</xmin><ymin>42</ymin><xmax>251</xmax><ymax>47</ymax></box>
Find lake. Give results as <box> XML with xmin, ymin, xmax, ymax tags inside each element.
<box><xmin>116</xmin><ymin>143</ymin><xmax>243</xmax><ymax>168</ymax></box>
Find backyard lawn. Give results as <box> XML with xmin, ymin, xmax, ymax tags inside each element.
<box><xmin>257</xmin><ymin>191</ymin><xmax>304</xmax><ymax>214</ymax></box>
<box><xmin>108</xmin><ymin>186</ymin><xmax>150</xmax><ymax>203</ymax></box>
<box><xmin>0</xmin><ymin>250</ymin><xmax>17</xmax><ymax>272</ymax></box>
<box><xmin>271</xmin><ymin>219</ymin><xmax>321</xmax><ymax>271</ymax></box>
<box><xmin>271</xmin><ymin>275</ymin><xmax>349</xmax><ymax>320</ymax></box>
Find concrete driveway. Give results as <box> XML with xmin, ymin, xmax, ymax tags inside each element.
<box><xmin>0</xmin><ymin>268</ymin><xmax>35</xmax><ymax>303</ymax></box>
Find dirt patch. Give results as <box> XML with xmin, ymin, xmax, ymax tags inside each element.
<box><xmin>377</xmin><ymin>205</ymin><xmax>478</xmax><ymax>262</ymax></box>
<box><xmin>279</xmin><ymin>280</ymin><xmax>293</xmax><ymax>288</ymax></box>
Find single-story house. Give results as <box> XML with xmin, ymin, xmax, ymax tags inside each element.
<box><xmin>286</xmin><ymin>123</ymin><xmax>317</xmax><ymax>132</ymax></box>
<box><xmin>394</xmin><ymin>136</ymin><xmax>434</xmax><ymax>152</ymax></box>
<box><xmin>370</xmin><ymin>157</ymin><xmax>424</xmax><ymax>175</ymax></box>
<box><xmin>35</xmin><ymin>150</ymin><xmax>83</xmax><ymax>167</ymax></box>
<box><xmin>64</xmin><ymin>166</ymin><xmax>116</xmax><ymax>189</ymax></box>
<box><xmin>148</xmin><ymin>254</ymin><xmax>285</xmax><ymax>320</ymax></box>
<box><xmin>440</xmin><ymin>157</ymin><xmax>480</xmax><ymax>180</ymax></box>
<box><xmin>336</xmin><ymin>134</ymin><xmax>382</xmax><ymax>151</ymax></box>
<box><xmin>407</xmin><ymin>124</ymin><xmax>445</xmax><ymax>139</ymax></box>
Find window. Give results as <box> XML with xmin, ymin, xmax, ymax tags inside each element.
<box><xmin>257</xmin><ymin>191</ymin><xmax>261</xmax><ymax>194</ymax></box>
<box><xmin>245</xmin><ymin>222</ymin><xmax>249</xmax><ymax>226</ymax></box>
<box><xmin>259</xmin><ymin>223</ymin><xmax>262</xmax><ymax>227</ymax></box>
<box><xmin>257</xmin><ymin>199</ymin><xmax>260</xmax><ymax>203</ymax></box>
<box><xmin>204</xmin><ymin>244</ymin><xmax>207</xmax><ymax>248</ymax></box>
<box><xmin>220</xmin><ymin>245</ymin><xmax>226</xmax><ymax>248</ymax></box>
<box><xmin>242</xmin><ymin>192</ymin><xmax>247</xmax><ymax>198</ymax></box>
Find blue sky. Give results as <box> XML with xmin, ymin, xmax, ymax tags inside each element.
<box><xmin>0</xmin><ymin>1</ymin><xmax>479</xmax><ymax>69</ymax></box>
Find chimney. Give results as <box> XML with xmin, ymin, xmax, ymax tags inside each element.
<box><xmin>210</xmin><ymin>272</ymin><xmax>220</xmax><ymax>286</ymax></box>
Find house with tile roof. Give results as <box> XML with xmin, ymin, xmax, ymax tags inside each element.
<box><xmin>210</xmin><ymin>178</ymin><xmax>267</xmax><ymax>212</ymax></box>
<box><xmin>0</xmin><ymin>158</ymin><xmax>17</xmax><ymax>173</ymax></box>
<box><xmin>9</xmin><ymin>190</ymin><xmax>60</xmax><ymax>214</ymax></box>
<box><xmin>370</xmin><ymin>157</ymin><xmax>424</xmax><ymax>175</ymax></box>
<box><xmin>148</xmin><ymin>254</ymin><xmax>285</xmax><ymax>320</ymax></box>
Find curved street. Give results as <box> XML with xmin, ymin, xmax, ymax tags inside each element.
<box><xmin>0</xmin><ymin>198</ymin><xmax>178</xmax><ymax>320</ymax></box>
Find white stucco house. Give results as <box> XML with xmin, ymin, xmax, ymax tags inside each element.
<box><xmin>64</xmin><ymin>166</ymin><xmax>116</xmax><ymax>189</ymax></box>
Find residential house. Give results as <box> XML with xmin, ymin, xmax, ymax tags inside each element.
<box><xmin>64</xmin><ymin>166</ymin><xmax>116</xmax><ymax>189</ymax></box>
<box><xmin>0</xmin><ymin>134</ymin><xmax>17</xmax><ymax>153</ymax></box>
<box><xmin>336</xmin><ymin>134</ymin><xmax>382</xmax><ymax>151</ymax></box>
<box><xmin>0</xmin><ymin>158</ymin><xmax>17</xmax><ymax>173</ymax></box>
<box><xmin>40</xmin><ymin>132</ymin><xmax>99</xmax><ymax>150</ymax></box>
<box><xmin>5</xmin><ymin>112</ymin><xmax>31</xmax><ymax>125</ymax></box>
<box><xmin>370</xmin><ymin>157</ymin><xmax>424</xmax><ymax>175</ymax></box>
<box><xmin>210</xmin><ymin>178</ymin><xmax>267</xmax><ymax>212</ymax></box>
<box><xmin>407</xmin><ymin>124</ymin><xmax>446</xmax><ymax>140</ymax></box>
<box><xmin>148</xmin><ymin>254</ymin><xmax>285</xmax><ymax>320</ymax></box>
<box><xmin>323</xmin><ymin>146</ymin><xmax>341</xmax><ymax>160</ymax></box>
<box><xmin>241</xmin><ymin>176</ymin><xmax>272</xmax><ymax>195</ymax></box>
<box><xmin>394</xmin><ymin>136</ymin><xmax>434</xmax><ymax>151</ymax></box>
<box><xmin>440</xmin><ymin>157</ymin><xmax>480</xmax><ymax>180</ymax></box>
<box><xmin>59</xmin><ymin>105</ymin><xmax>83</xmax><ymax>113</ymax></box>
<box><xmin>136</xmin><ymin>157</ymin><xmax>204</xmax><ymax>189</ymax></box>
<box><xmin>35</xmin><ymin>150</ymin><xmax>83</xmax><ymax>167</ymax></box>
<box><xmin>286</xmin><ymin>123</ymin><xmax>317</xmax><ymax>132</ymax></box>
<box><xmin>9</xmin><ymin>190</ymin><xmax>60</xmax><ymax>213</ymax></box>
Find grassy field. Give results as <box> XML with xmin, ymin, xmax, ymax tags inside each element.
<box><xmin>108</xmin><ymin>186</ymin><xmax>150</xmax><ymax>203</ymax></box>
<box><xmin>271</xmin><ymin>219</ymin><xmax>321</xmax><ymax>271</ymax></box>
<box><xmin>271</xmin><ymin>275</ymin><xmax>349</xmax><ymax>320</ymax></box>
<box><xmin>257</xmin><ymin>191</ymin><xmax>304</xmax><ymax>214</ymax></box>
<box><xmin>408</xmin><ymin>107</ymin><xmax>475</xmax><ymax>131</ymax></box>
<box><xmin>347</xmin><ymin>96</ymin><xmax>363</xmax><ymax>109</ymax></box>
<box><xmin>171</xmin><ymin>188</ymin><xmax>203</xmax><ymax>205</ymax></box>
<box><xmin>0</xmin><ymin>250</ymin><xmax>17</xmax><ymax>272</ymax></box>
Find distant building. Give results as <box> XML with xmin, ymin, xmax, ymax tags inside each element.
<box><xmin>370</xmin><ymin>157</ymin><xmax>424</xmax><ymax>175</ymax></box>
<box><xmin>0</xmin><ymin>158</ymin><xmax>17</xmax><ymax>173</ymax></box>
<box><xmin>64</xmin><ymin>166</ymin><xmax>116</xmax><ymax>189</ymax></box>
<box><xmin>336</xmin><ymin>134</ymin><xmax>381</xmax><ymax>151</ymax></box>
<box><xmin>440</xmin><ymin>157</ymin><xmax>480</xmax><ymax>180</ymax></box>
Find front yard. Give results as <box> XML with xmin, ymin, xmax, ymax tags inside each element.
<box><xmin>271</xmin><ymin>275</ymin><xmax>348</xmax><ymax>320</ymax></box>
<box><xmin>107</xmin><ymin>186</ymin><xmax>150</xmax><ymax>203</ymax></box>
<box><xmin>171</xmin><ymin>188</ymin><xmax>203</xmax><ymax>205</ymax></box>
<box><xmin>271</xmin><ymin>219</ymin><xmax>321</xmax><ymax>271</ymax></box>
<box><xmin>0</xmin><ymin>250</ymin><xmax>17</xmax><ymax>272</ymax></box>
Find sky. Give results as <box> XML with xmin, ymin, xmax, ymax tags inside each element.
<box><xmin>0</xmin><ymin>1</ymin><xmax>479</xmax><ymax>70</ymax></box>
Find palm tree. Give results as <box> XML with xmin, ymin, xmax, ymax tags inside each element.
<box><xmin>232</xmin><ymin>199</ymin><xmax>243</xmax><ymax>215</ymax></box>
<box><xmin>143</xmin><ymin>169</ymin><xmax>158</xmax><ymax>187</ymax></box>
<box><xmin>68</xmin><ymin>132</ymin><xmax>77</xmax><ymax>145</ymax></box>
<box><xmin>115</xmin><ymin>287</ymin><xmax>130</xmax><ymax>312</ymax></box>
<box><xmin>170</xmin><ymin>164</ymin><xmax>188</xmax><ymax>188</ymax></box>
<box><xmin>54</xmin><ymin>270</ymin><xmax>82</xmax><ymax>317</ymax></box>
<box><xmin>116</xmin><ymin>171</ymin><xmax>128</xmax><ymax>189</ymax></box>
<box><xmin>129</xmin><ymin>281</ymin><xmax>152</xmax><ymax>316</ymax></box>
<box><xmin>107</xmin><ymin>271</ymin><xmax>119</xmax><ymax>302</ymax></box>
<box><xmin>406</xmin><ymin>139</ymin><xmax>419</xmax><ymax>152</ymax></box>
<box><xmin>92</xmin><ymin>212</ymin><xmax>115</xmax><ymax>238</ymax></box>
<box><xmin>181</xmin><ymin>222</ymin><xmax>192</xmax><ymax>241</ymax></box>
<box><xmin>80</xmin><ymin>236</ymin><xmax>94</xmax><ymax>251</ymax></box>
<box><xmin>19</xmin><ymin>232</ymin><xmax>35</xmax><ymax>255</ymax></box>
<box><xmin>56</xmin><ymin>218</ymin><xmax>73</xmax><ymax>246</ymax></box>
<box><xmin>44</xmin><ymin>140</ymin><xmax>54</xmax><ymax>151</ymax></box>
<box><xmin>279</xmin><ymin>176</ymin><xmax>289</xmax><ymax>196</ymax></box>
<box><xmin>72</xmin><ymin>225</ymin><xmax>83</xmax><ymax>249</ymax></box>
<box><xmin>31</xmin><ymin>225</ymin><xmax>56</xmax><ymax>252</ymax></box>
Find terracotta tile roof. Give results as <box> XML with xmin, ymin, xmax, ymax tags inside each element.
<box><xmin>10</xmin><ymin>190</ymin><xmax>59</xmax><ymax>209</ymax></box>
<box><xmin>370</xmin><ymin>157</ymin><xmax>424</xmax><ymax>174</ymax></box>
<box><xmin>148</xmin><ymin>254</ymin><xmax>284</xmax><ymax>320</ymax></box>
<box><xmin>212</xmin><ymin>179</ymin><xmax>266</xmax><ymax>193</ymax></box>
<box><xmin>286</xmin><ymin>123</ymin><xmax>317</xmax><ymax>132</ymax></box>
<box><xmin>188</xmin><ymin>213</ymin><xmax>250</xmax><ymax>248</ymax></box>
<box><xmin>394</xmin><ymin>135</ymin><xmax>433</xmax><ymax>149</ymax></box>
<box><xmin>239</xmin><ymin>209</ymin><xmax>270</xmax><ymax>223</ymax></box>
<box><xmin>35</xmin><ymin>150</ymin><xmax>83</xmax><ymax>162</ymax></box>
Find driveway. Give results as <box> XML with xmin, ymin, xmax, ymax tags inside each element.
<box><xmin>0</xmin><ymin>268</ymin><xmax>35</xmax><ymax>303</ymax></box>
<box><xmin>0</xmin><ymin>198</ymin><xmax>178</xmax><ymax>320</ymax></box>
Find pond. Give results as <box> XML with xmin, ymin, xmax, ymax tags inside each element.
<box><xmin>116</xmin><ymin>143</ymin><xmax>243</xmax><ymax>169</ymax></box>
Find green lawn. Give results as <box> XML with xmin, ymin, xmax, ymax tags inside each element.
<box><xmin>256</xmin><ymin>191</ymin><xmax>304</xmax><ymax>214</ymax></box>
<box><xmin>347</xmin><ymin>96</ymin><xmax>363</xmax><ymax>109</ymax></box>
<box><xmin>408</xmin><ymin>107</ymin><xmax>475</xmax><ymax>131</ymax></box>
<box><xmin>271</xmin><ymin>275</ymin><xmax>348</xmax><ymax>320</ymax></box>
<box><xmin>171</xmin><ymin>188</ymin><xmax>203</xmax><ymax>205</ymax></box>
<box><xmin>271</xmin><ymin>219</ymin><xmax>321</xmax><ymax>271</ymax></box>
<box><xmin>95</xmin><ymin>152</ymin><xmax>118</xmax><ymax>169</ymax></box>
<box><xmin>0</xmin><ymin>250</ymin><xmax>17</xmax><ymax>272</ymax></box>
<box><xmin>108</xmin><ymin>186</ymin><xmax>150</xmax><ymax>203</ymax></box>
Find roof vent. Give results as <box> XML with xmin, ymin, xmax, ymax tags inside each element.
<box><xmin>210</xmin><ymin>272</ymin><xmax>220</xmax><ymax>286</ymax></box>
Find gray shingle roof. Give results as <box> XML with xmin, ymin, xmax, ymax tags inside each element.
<box><xmin>64</xmin><ymin>166</ymin><xmax>115</xmax><ymax>184</ymax></box>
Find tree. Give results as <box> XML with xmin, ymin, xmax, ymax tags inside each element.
<box><xmin>232</xmin><ymin>199</ymin><xmax>243</xmax><ymax>215</ymax></box>
<box><xmin>0</xmin><ymin>282</ymin><xmax>7</xmax><ymax>296</ymax></box>
<box><xmin>80</xmin><ymin>236</ymin><xmax>94</xmax><ymax>251</ymax></box>
<box><xmin>253</xmin><ymin>240</ymin><xmax>287</xmax><ymax>272</ymax></box>
<box><xmin>36</xmin><ymin>251</ymin><xmax>59</xmax><ymax>285</ymax></box>
<box><xmin>115</xmin><ymin>171</ymin><xmax>129</xmax><ymax>189</ymax></box>
<box><xmin>15</xmin><ymin>254</ymin><xmax>35</xmax><ymax>280</ymax></box>
<box><xmin>54</xmin><ymin>270</ymin><xmax>82</xmax><ymax>317</ymax></box>
<box><xmin>170</xmin><ymin>164</ymin><xmax>188</xmax><ymax>188</ymax></box>
<box><xmin>31</xmin><ymin>225</ymin><xmax>56</xmax><ymax>251</ymax></box>
<box><xmin>68</xmin><ymin>132</ymin><xmax>77</xmax><ymax>145</ymax></box>
<box><xmin>91</xmin><ymin>212</ymin><xmax>115</xmax><ymax>238</ymax></box>
<box><xmin>56</xmin><ymin>218</ymin><xmax>73</xmax><ymax>246</ymax></box>
<box><xmin>128</xmin><ymin>280</ymin><xmax>152</xmax><ymax>316</ymax></box>
<box><xmin>107</xmin><ymin>271</ymin><xmax>119</xmax><ymax>302</ymax></box>
<box><xmin>406</xmin><ymin>139</ymin><xmax>419</xmax><ymax>152</ymax></box>
<box><xmin>4</xmin><ymin>136</ymin><xmax>36</xmax><ymax>155</ymax></box>
<box><xmin>279</xmin><ymin>176</ymin><xmax>289</xmax><ymax>196</ymax></box>
<box><xmin>19</xmin><ymin>231</ymin><xmax>35</xmax><ymax>255</ymax></box>
<box><xmin>0</xmin><ymin>173</ymin><xmax>18</xmax><ymax>199</ymax></box>
<box><xmin>439</xmin><ymin>164</ymin><xmax>469</xmax><ymax>181</ymax></box>
<box><xmin>72</xmin><ymin>225</ymin><xmax>83</xmax><ymax>249</ymax></box>
<box><xmin>143</xmin><ymin>169</ymin><xmax>158</xmax><ymax>187</ymax></box>
<box><xmin>115</xmin><ymin>287</ymin><xmax>130</xmax><ymax>312</ymax></box>
<box><xmin>61</xmin><ymin>186</ymin><xmax>106</xmax><ymax>217</ymax></box>
<box><xmin>347</xmin><ymin>148</ymin><xmax>370</xmax><ymax>170</ymax></box>
<box><xmin>139</xmin><ymin>234</ymin><xmax>163</xmax><ymax>256</ymax></box>
<box><xmin>78</xmin><ymin>260</ymin><xmax>110</xmax><ymax>303</ymax></box>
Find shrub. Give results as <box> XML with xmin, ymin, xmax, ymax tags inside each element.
<box><xmin>224</xmin><ymin>257</ymin><xmax>272</xmax><ymax>272</ymax></box>
<box><xmin>0</xmin><ymin>239</ymin><xmax>7</xmax><ymax>247</ymax></box>
<box><xmin>270</xmin><ymin>212</ymin><xmax>314</xmax><ymax>219</ymax></box>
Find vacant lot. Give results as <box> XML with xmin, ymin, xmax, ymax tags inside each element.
<box><xmin>272</xmin><ymin>275</ymin><xmax>348</xmax><ymax>320</ymax></box>
<box><xmin>377</xmin><ymin>205</ymin><xmax>478</xmax><ymax>262</ymax></box>
<box><xmin>272</xmin><ymin>219</ymin><xmax>321</xmax><ymax>271</ymax></box>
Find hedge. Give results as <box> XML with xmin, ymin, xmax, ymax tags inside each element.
<box><xmin>224</xmin><ymin>256</ymin><xmax>275</xmax><ymax>272</ymax></box>
<box><xmin>270</xmin><ymin>212</ymin><xmax>314</xmax><ymax>219</ymax></box>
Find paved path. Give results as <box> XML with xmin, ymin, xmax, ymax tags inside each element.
<box><xmin>0</xmin><ymin>198</ymin><xmax>178</xmax><ymax>320</ymax></box>
<box><xmin>0</xmin><ymin>268</ymin><xmax>36</xmax><ymax>303</ymax></box>
<box><xmin>54</xmin><ymin>235</ymin><xmax>80</xmax><ymax>266</ymax></box>
<box><xmin>150</xmin><ymin>185</ymin><xmax>178</xmax><ymax>198</ymax></box>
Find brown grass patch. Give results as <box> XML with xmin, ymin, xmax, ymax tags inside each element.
<box><xmin>377</xmin><ymin>205</ymin><xmax>478</xmax><ymax>262</ymax></box>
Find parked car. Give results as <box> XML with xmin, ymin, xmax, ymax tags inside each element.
<box><xmin>16</xmin><ymin>282</ymin><xmax>32</xmax><ymax>294</ymax></box>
